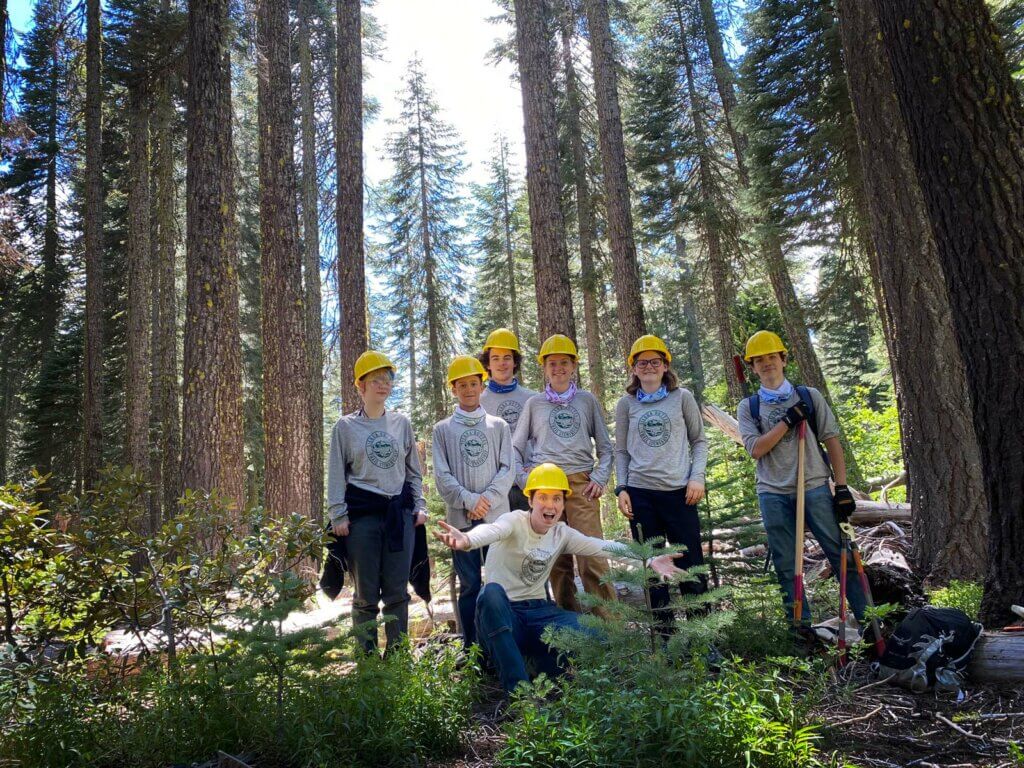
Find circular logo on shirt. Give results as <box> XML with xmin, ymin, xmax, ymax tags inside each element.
<box><xmin>365</xmin><ymin>430</ymin><xmax>399</xmax><ymax>469</ymax></box>
<box><xmin>765</xmin><ymin>406</ymin><xmax>795</xmax><ymax>443</ymax></box>
<box><xmin>459</xmin><ymin>428</ymin><xmax>489</xmax><ymax>468</ymax></box>
<box><xmin>638</xmin><ymin>409</ymin><xmax>671</xmax><ymax>448</ymax></box>
<box><xmin>548</xmin><ymin>405</ymin><xmax>581</xmax><ymax>438</ymax></box>
<box><xmin>497</xmin><ymin>399</ymin><xmax>523</xmax><ymax>430</ymax></box>
<box><xmin>520</xmin><ymin>547</ymin><xmax>555</xmax><ymax>584</ymax></box>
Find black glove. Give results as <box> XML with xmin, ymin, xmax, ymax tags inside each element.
<box><xmin>781</xmin><ymin>402</ymin><xmax>809</xmax><ymax>428</ymax></box>
<box><xmin>833</xmin><ymin>484</ymin><xmax>856</xmax><ymax>522</ymax></box>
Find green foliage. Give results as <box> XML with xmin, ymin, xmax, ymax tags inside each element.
<box><xmin>927</xmin><ymin>580</ymin><xmax>983</xmax><ymax>621</ymax></box>
<box><xmin>830</xmin><ymin>386</ymin><xmax>904</xmax><ymax>498</ymax></box>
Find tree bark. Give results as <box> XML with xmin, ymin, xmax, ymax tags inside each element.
<box><xmin>677</xmin><ymin>8</ymin><xmax>744</xmax><ymax>405</ymax></box>
<box><xmin>257</xmin><ymin>0</ymin><xmax>311</xmax><ymax>521</ymax></box>
<box><xmin>152</xmin><ymin>10</ymin><xmax>180</xmax><ymax>520</ymax></box>
<box><xmin>298</xmin><ymin>0</ymin><xmax>324</xmax><ymax>525</ymax></box>
<box><xmin>696</xmin><ymin>0</ymin><xmax>747</xmax><ymax>185</ymax></box>
<box><xmin>182</xmin><ymin>0</ymin><xmax>245</xmax><ymax>513</ymax></box>
<box><xmin>838</xmin><ymin>0</ymin><xmax>988</xmax><ymax>583</ymax></box>
<box><xmin>336</xmin><ymin>0</ymin><xmax>367</xmax><ymax>412</ymax></box>
<box><xmin>870</xmin><ymin>0</ymin><xmax>1024</xmax><ymax>624</ymax></box>
<box><xmin>674</xmin><ymin>233</ymin><xmax>705</xmax><ymax>403</ymax></box>
<box><xmin>497</xmin><ymin>137</ymin><xmax>522</xmax><ymax>341</ymax></box>
<box><xmin>558</xmin><ymin>6</ymin><xmax>605</xmax><ymax>404</ymax></box>
<box><xmin>125</xmin><ymin>85</ymin><xmax>152</xmax><ymax>486</ymax></box>
<box><xmin>582</xmin><ymin>0</ymin><xmax>647</xmax><ymax>355</ymax></box>
<box><xmin>513</xmin><ymin>0</ymin><xmax>577</xmax><ymax>340</ymax></box>
<box><xmin>82</xmin><ymin>0</ymin><xmax>104</xmax><ymax>488</ymax></box>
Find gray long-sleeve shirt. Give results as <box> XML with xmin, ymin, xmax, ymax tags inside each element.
<box><xmin>512</xmin><ymin>391</ymin><xmax>613</xmax><ymax>488</ymax></box>
<box><xmin>326</xmin><ymin>410</ymin><xmax>427</xmax><ymax>523</ymax></box>
<box><xmin>614</xmin><ymin>388</ymin><xmax>708</xmax><ymax>491</ymax></box>
<box><xmin>431</xmin><ymin>413</ymin><xmax>515</xmax><ymax>529</ymax></box>
<box><xmin>481</xmin><ymin>383</ymin><xmax>538</xmax><ymax>490</ymax></box>
<box><xmin>737</xmin><ymin>386</ymin><xmax>839</xmax><ymax>495</ymax></box>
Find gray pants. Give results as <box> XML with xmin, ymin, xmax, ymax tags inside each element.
<box><xmin>347</xmin><ymin>513</ymin><xmax>414</xmax><ymax>652</ymax></box>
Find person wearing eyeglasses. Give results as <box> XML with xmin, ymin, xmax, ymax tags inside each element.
<box><xmin>326</xmin><ymin>350</ymin><xmax>429</xmax><ymax>654</ymax></box>
<box><xmin>613</xmin><ymin>335</ymin><xmax>709</xmax><ymax>633</ymax></box>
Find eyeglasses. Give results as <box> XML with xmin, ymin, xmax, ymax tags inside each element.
<box><xmin>634</xmin><ymin>359</ymin><xmax>664</xmax><ymax>371</ymax></box>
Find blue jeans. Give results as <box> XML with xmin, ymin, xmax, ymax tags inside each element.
<box><xmin>475</xmin><ymin>583</ymin><xmax>592</xmax><ymax>693</ymax></box>
<box><xmin>453</xmin><ymin>524</ymin><xmax>487</xmax><ymax>647</ymax></box>
<box><xmin>759</xmin><ymin>485</ymin><xmax>868</xmax><ymax>624</ymax></box>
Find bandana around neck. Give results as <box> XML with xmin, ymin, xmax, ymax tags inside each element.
<box><xmin>487</xmin><ymin>377</ymin><xmax>518</xmax><ymax>394</ymax></box>
<box><xmin>636</xmin><ymin>385</ymin><xmax>668</xmax><ymax>404</ymax></box>
<box><xmin>453</xmin><ymin>406</ymin><xmax>485</xmax><ymax>426</ymax></box>
<box><xmin>758</xmin><ymin>379</ymin><xmax>794</xmax><ymax>405</ymax></box>
<box><xmin>544</xmin><ymin>381</ymin><xmax>577</xmax><ymax>405</ymax></box>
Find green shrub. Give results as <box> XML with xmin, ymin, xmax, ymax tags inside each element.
<box><xmin>928</xmin><ymin>580</ymin><xmax>983</xmax><ymax>620</ymax></box>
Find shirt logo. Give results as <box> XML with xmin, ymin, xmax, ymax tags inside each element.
<box><xmin>548</xmin><ymin>404</ymin><xmax>581</xmax><ymax>439</ymax></box>
<box><xmin>520</xmin><ymin>547</ymin><xmax>554</xmax><ymax>584</ymax></box>
<box><xmin>497</xmin><ymin>399</ymin><xmax>523</xmax><ymax>430</ymax></box>
<box><xmin>638</xmin><ymin>409</ymin><xmax>671</xmax><ymax>448</ymax></box>
<box><xmin>459</xmin><ymin>428</ymin><xmax>489</xmax><ymax>468</ymax></box>
<box><xmin>365</xmin><ymin>430</ymin><xmax>399</xmax><ymax>469</ymax></box>
<box><xmin>765</xmin><ymin>406</ymin><xmax>795</xmax><ymax>443</ymax></box>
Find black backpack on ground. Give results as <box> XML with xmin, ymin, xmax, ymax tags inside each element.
<box><xmin>876</xmin><ymin>606</ymin><xmax>982</xmax><ymax>693</ymax></box>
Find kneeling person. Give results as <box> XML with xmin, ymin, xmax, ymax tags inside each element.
<box><xmin>432</xmin><ymin>355</ymin><xmax>515</xmax><ymax>648</ymax></box>
<box><xmin>434</xmin><ymin>463</ymin><xmax>682</xmax><ymax>694</ymax></box>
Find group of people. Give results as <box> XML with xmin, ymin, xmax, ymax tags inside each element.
<box><xmin>326</xmin><ymin>327</ymin><xmax>870</xmax><ymax>694</ymax></box>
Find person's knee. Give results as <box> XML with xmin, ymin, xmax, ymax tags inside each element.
<box><xmin>477</xmin><ymin>582</ymin><xmax>509</xmax><ymax>612</ymax></box>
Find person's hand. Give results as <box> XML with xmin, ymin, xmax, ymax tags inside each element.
<box><xmin>433</xmin><ymin>520</ymin><xmax>471</xmax><ymax>551</ymax></box>
<box><xmin>469</xmin><ymin>496</ymin><xmax>491</xmax><ymax>520</ymax></box>
<box><xmin>583</xmin><ymin>481</ymin><xmax>604</xmax><ymax>500</ymax></box>
<box><xmin>331</xmin><ymin>518</ymin><xmax>350</xmax><ymax>537</ymax></box>
<box><xmin>685</xmin><ymin>480</ymin><xmax>706</xmax><ymax>505</ymax></box>
<box><xmin>414</xmin><ymin>510</ymin><xmax>428</xmax><ymax>527</ymax></box>
<box><xmin>617</xmin><ymin>490</ymin><xmax>633</xmax><ymax>519</ymax></box>
<box><xmin>833</xmin><ymin>484</ymin><xmax>856</xmax><ymax>522</ymax></box>
<box><xmin>782</xmin><ymin>402</ymin><xmax>809</xmax><ymax>428</ymax></box>
<box><xmin>649</xmin><ymin>551</ymin><xmax>686</xmax><ymax>580</ymax></box>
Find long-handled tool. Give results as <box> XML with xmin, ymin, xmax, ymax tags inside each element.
<box><xmin>793</xmin><ymin>420</ymin><xmax>807</xmax><ymax>627</ymax></box>
<box><xmin>838</xmin><ymin>531</ymin><xmax>849</xmax><ymax>666</ymax></box>
<box><xmin>838</xmin><ymin>520</ymin><xmax>886</xmax><ymax>657</ymax></box>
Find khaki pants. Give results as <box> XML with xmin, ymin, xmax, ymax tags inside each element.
<box><xmin>549</xmin><ymin>472</ymin><xmax>617</xmax><ymax>617</ymax></box>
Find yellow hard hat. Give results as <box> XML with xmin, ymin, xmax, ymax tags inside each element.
<box><xmin>353</xmin><ymin>350</ymin><xmax>395</xmax><ymax>385</ymax></box>
<box><xmin>536</xmin><ymin>334</ymin><xmax>579</xmax><ymax>365</ymax></box>
<box><xmin>447</xmin><ymin>355</ymin><xmax>488</xmax><ymax>386</ymax></box>
<box><xmin>523</xmin><ymin>462</ymin><xmax>573</xmax><ymax>499</ymax></box>
<box><xmin>627</xmin><ymin>334</ymin><xmax>672</xmax><ymax>367</ymax></box>
<box><xmin>743</xmin><ymin>330</ymin><xmax>788</xmax><ymax>362</ymax></box>
<box><xmin>483</xmin><ymin>328</ymin><xmax>521</xmax><ymax>354</ymax></box>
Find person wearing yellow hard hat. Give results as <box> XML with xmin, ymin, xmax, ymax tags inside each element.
<box><xmin>614</xmin><ymin>335</ymin><xmax>709</xmax><ymax>634</ymax></box>
<box><xmin>433</xmin><ymin>463</ymin><xmax>684</xmax><ymax>694</ymax></box>
<box><xmin>513</xmin><ymin>333</ymin><xmax>616</xmax><ymax>617</ymax></box>
<box><xmin>478</xmin><ymin>328</ymin><xmax>538</xmax><ymax>512</ymax></box>
<box><xmin>326</xmin><ymin>350</ymin><xmax>429</xmax><ymax>654</ymax></box>
<box><xmin>431</xmin><ymin>355</ymin><xmax>515</xmax><ymax>648</ymax></box>
<box><xmin>737</xmin><ymin>330</ymin><xmax>869</xmax><ymax>629</ymax></box>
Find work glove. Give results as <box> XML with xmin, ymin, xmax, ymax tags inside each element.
<box><xmin>833</xmin><ymin>484</ymin><xmax>856</xmax><ymax>522</ymax></box>
<box><xmin>781</xmin><ymin>402</ymin><xmax>809</xmax><ymax>428</ymax></box>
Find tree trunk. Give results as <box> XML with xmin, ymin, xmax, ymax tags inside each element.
<box><xmin>125</xmin><ymin>85</ymin><xmax>151</xmax><ymax>487</ymax></box>
<box><xmin>558</xmin><ymin>6</ymin><xmax>605</xmax><ymax>404</ymax></box>
<box><xmin>257</xmin><ymin>0</ymin><xmax>311</xmax><ymax>521</ymax></box>
<box><xmin>82</xmin><ymin>0</ymin><xmax>104</xmax><ymax>488</ymax></box>
<box><xmin>677</xmin><ymin>10</ymin><xmax>744</xmax><ymax>404</ymax></box>
<box><xmin>336</xmin><ymin>0</ymin><xmax>367</xmax><ymax>412</ymax></box>
<box><xmin>406</xmin><ymin>259</ymin><xmax>417</xmax><ymax>418</ymax></box>
<box><xmin>674</xmin><ymin>233</ymin><xmax>705</xmax><ymax>403</ymax></box>
<box><xmin>1</xmin><ymin>0</ymin><xmax>6</xmax><ymax>121</ymax></box>
<box><xmin>182</xmin><ymin>0</ymin><xmax>245</xmax><ymax>514</ymax></box>
<box><xmin>513</xmin><ymin>0</ymin><xmax>577</xmax><ymax>340</ymax></box>
<box><xmin>298</xmin><ymin>0</ymin><xmax>324</xmax><ymax>525</ymax></box>
<box><xmin>497</xmin><ymin>136</ymin><xmax>522</xmax><ymax>342</ymax></box>
<box><xmin>582</xmin><ymin>0</ymin><xmax>647</xmax><ymax>355</ymax></box>
<box><xmin>40</xmin><ymin>44</ymin><xmax>60</xmax><ymax>363</ymax></box>
<box><xmin>153</xmin><ymin>13</ymin><xmax>180</xmax><ymax>519</ymax></box>
<box><xmin>869</xmin><ymin>0</ymin><xmax>1024</xmax><ymax>624</ymax></box>
<box><xmin>838</xmin><ymin>0</ymin><xmax>988</xmax><ymax>583</ymax></box>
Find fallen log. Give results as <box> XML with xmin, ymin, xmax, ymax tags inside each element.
<box><xmin>967</xmin><ymin>632</ymin><xmax>1024</xmax><ymax>684</ymax></box>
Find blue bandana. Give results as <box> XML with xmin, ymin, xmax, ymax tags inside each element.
<box><xmin>487</xmin><ymin>377</ymin><xmax>518</xmax><ymax>394</ymax></box>
<box><xmin>758</xmin><ymin>379</ymin><xmax>794</xmax><ymax>405</ymax></box>
<box><xmin>636</xmin><ymin>385</ymin><xmax>668</xmax><ymax>403</ymax></box>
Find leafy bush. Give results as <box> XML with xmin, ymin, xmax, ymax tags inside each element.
<box><xmin>928</xmin><ymin>580</ymin><xmax>983</xmax><ymax>620</ymax></box>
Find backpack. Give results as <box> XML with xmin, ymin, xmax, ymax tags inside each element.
<box><xmin>876</xmin><ymin>606</ymin><xmax>983</xmax><ymax>694</ymax></box>
<box><xmin>746</xmin><ymin>385</ymin><xmax>831</xmax><ymax>470</ymax></box>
